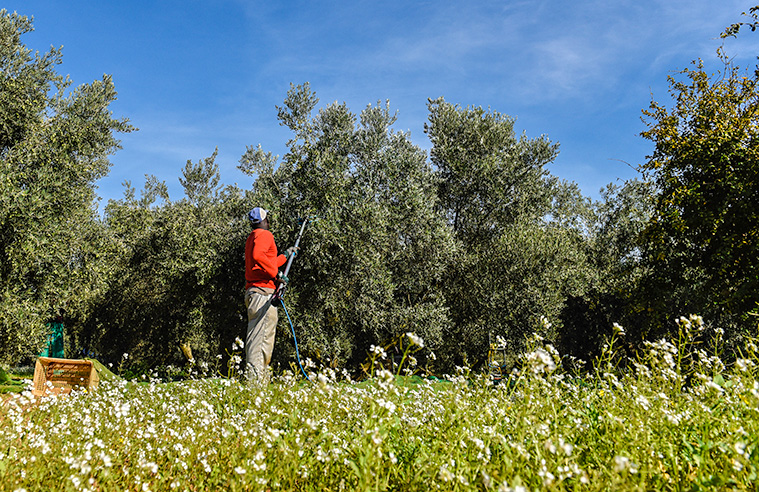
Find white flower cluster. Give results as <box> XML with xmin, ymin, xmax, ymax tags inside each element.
<box><xmin>3</xmin><ymin>312</ymin><xmax>759</xmax><ymax>491</ymax></box>
<box><xmin>369</xmin><ymin>345</ymin><xmax>387</xmax><ymax>359</ymax></box>
<box><xmin>676</xmin><ymin>314</ymin><xmax>705</xmax><ymax>333</ymax></box>
<box><xmin>613</xmin><ymin>455</ymin><xmax>639</xmax><ymax>474</ymax></box>
<box><xmin>234</xmin><ymin>337</ymin><xmax>245</xmax><ymax>350</ymax></box>
<box><xmin>523</xmin><ymin>345</ymin><xmax>560</xmax><ymax>376</ymax></box>
<box><xmin>643</xmin><ymin>338</ymin><xmax>678</xmax><ymax>369</ymax></box>
<box><xmin>406</xmin><ymin>332</ymin><xmax>424</xmax><ymax>348</ymax></box>
<box><xmin>494</xmin><ymin>335</ymin><xmax>508</xmax><ymax>350</ymax></box>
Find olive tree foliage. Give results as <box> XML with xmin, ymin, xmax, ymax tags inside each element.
<box><xmin>239</xmin><ymin>83</ymin><xmax>455</xmax><ymax>369</ymax></box>
<box><xmin>722</xmin><ymin>5</ymin><xmax>759</xmax><ymax>38</ymax></box>
<box><xmin>639</xmin><ymin>51</ymin><xmax>759</xmax><ymax>337</ymax></box>
<box><xmin>558</xmin><ymin>179</ymin><xmax>654</xmax><ymax>362</ymax></box>
<box><xmin>424</xmin><ymin>99</ymin><xmax>595</xmax><ymax>366</ymax></box>
<box><xmin>0</xmin><ymin>11</ymin><xmax>133</xmax><ymax>364</ymax></box>
<box><xmin>75</xmin><ymin>151</ymin><xmax>252</xmax><ymax>368</ymax></box>
<box><xmin>426</xmin><ymin>98</ymin><xmax>558</xmax><ymax>237</ymax></box>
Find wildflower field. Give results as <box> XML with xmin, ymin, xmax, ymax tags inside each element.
<box><xmin>2</xmin><ymin>317</ymin><xmax>759</xmax><ymax>491</ymax></box>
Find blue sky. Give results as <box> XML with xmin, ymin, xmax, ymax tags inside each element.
<box><xmin>6</xmin><ymin>1</ymin><xmax>758</xmax><ymax>206</ymax></box>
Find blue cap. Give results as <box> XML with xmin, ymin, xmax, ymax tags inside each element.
<box><xmin>248</xmin><ymin>207</ymin><xmax>268</xmax><ymax>223</ymax></box>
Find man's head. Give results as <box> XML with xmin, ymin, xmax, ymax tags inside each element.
<box><xmin>248</xmin><ymin>207</ymin><xmax>270</xmax><ymax>230</ymax></box>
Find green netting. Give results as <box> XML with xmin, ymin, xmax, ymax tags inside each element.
<box><xmin>86</xmin><ymin>358</ymin><xmax>122</xmax><ymax>382</ymax></box>
<box><xmin>39</xmin><ymin>321</ymin><xmax>65</xmax><ymax>358</ymax></box>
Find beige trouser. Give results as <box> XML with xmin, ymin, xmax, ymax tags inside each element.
<box><xmin>245</xmin><ymin>287</ymin><xmax>278</xmax><ymax>383</ymax></box>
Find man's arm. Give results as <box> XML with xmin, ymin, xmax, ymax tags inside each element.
<box><xmin>251</xmin><ymin>231</ymin><xmax>285</xmax><ymax>280</ymax></box>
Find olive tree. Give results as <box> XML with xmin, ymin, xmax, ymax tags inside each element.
<box><xmin>425</xmin><ymin>98</ymin><xmax>596</xmax><ymax>367</ymax></box>
<box><xmin>240</xmin><ymin>84</ymin><xmax>454</xmax><ymax>369</ymax></box>
<box><xmin>558</xmin><ymin>179</ymin><xmax>654</xmax><ymax>363</ymax></box>
<box><xmin>76</xmin><ymin>153</ymin><xmax>251</xmax><ymax>368</ymax></box>
<box><xmin>0</xmin><ymin>10</ymin><xmax>132</xmax><ymax>364</ymax></box>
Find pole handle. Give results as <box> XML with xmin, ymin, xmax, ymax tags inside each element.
<box><xmin>273</xmin><ymin>217</ymin><xmax>310</xmax><ymax>305</ymax></box>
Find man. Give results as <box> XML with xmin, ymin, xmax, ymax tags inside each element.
<box><xmin>244</xmin><ymin>207</ymin><xmax>294</xmax><ymax>383</ymax></box>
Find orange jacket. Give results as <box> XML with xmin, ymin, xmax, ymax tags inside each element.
<box><xmin>245</xmin><ymin>229</ymin><xmax>287</xmax><ymax>290</ymax></box>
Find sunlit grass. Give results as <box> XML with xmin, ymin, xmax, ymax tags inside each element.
<box><xmin>2</xmin><ymin>321</ymin><xmax>758</xmax><ymax>491</ymax></box>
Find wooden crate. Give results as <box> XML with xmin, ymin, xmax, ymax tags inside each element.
<box><xmin>32</xmin><ymin>357</ymin><xmax>99</xmax><ymax>396</ymax></box>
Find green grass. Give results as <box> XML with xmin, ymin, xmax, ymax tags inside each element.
<box><xmin>0</xmin><ymin>367</ymin><xmax>27</xmax><ymax>394</ymax></box>
<box><xmin>2</xmin><ymin>321</ymin><xmax>758</xmax><ymax>491</ymax></box>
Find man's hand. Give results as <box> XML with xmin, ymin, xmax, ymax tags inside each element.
<box><xmin>284</xmin><ymin>246</ymin><xmax>299</xmax><ymax>259</ymax></box>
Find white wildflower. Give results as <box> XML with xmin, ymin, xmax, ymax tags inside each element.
<box><xmin>613</xmin><ymin>455</ymin><xmax>638</xmax><ymax>473</ymax></box>
<box><xmin>141</xmin><ymin>461</ymin><xmax>158</xmax><ymax>474</ymax></box>
<box><xmin>370</xmin><ymin>345</ymin><xmax>387</xmax><ymax>359</ymax></box>
<box><xmin>735</xmin><ymin>359</ymin><xmax>754</xmax><ymax>372</ymax></box>
<box><xmin>544</xmin><ymin>440</ymin><xmax>557</xmax><ymax>454</ymax></box>
<box><xmin>367</xmin><ymin>429</ymin><xmax>382</xmax><ymax>446</ymax></box>
<box><xmin>524</xmin><ymin>347</ymin><xmax>556</xmax><ymax>375</ymax></box>
<box><xmin>376</xmin><ymin>398</ymin><xmax>397</xmax><ymax>414</ymax></box>
<box><xmin>406</xmin><ymin>332</ymin><xmax>424</xmax><ymax>348</ymax></box>
<box><xmin>495</xmin><ymin>335</ymin><xmax>508</xmax><ymax>349</ymax></box>
<box><xmin>612</xmin><ymin>322</ymin><xmax>625</xmax><ymax>335</ymax></box>
<box><xmin>689</xmin><ymin>314</ymin><xmax>704</xmax><ymax>331</ymax></box>
<box><xmin>705</xmin><ymin>380</ymin><xmax>724</xmax><ymax>393</ymax></box>
<box><xmin>481</xmin><ymin>471</ymin><xmax>492</xmax><ymax>488</ymax></box>
<box><xmin>375</xmin><ymin>368</ymin><xmax>394</xmax><ymax>383</ymax></box>
<box><xmin>100</xmin><ymin>452</ymin><xmax>112</xmax><ymax>468</ymax></box>
<box><xmin>636</xmin><ymin>394</ymin><xmax>650</xmax><ymax>410</ymax></box>
<box><xmin>538</xmin><ymin>468</ymin><xmax>555</xmax><ymax>486</ymax></box>
<box><xmin>498</xmin><ymin>485</ymin><xmax>526</xmax><ymax>492</ymax></box>
<box><xmin>734</xmin><ymin>442</ymin><xmax>747</xmax><ymax>456</ymax></box>
<box><xmin>559</xmin><ymin>438</ymin><xmax>573</xmax><ymax>456</ymax></box>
